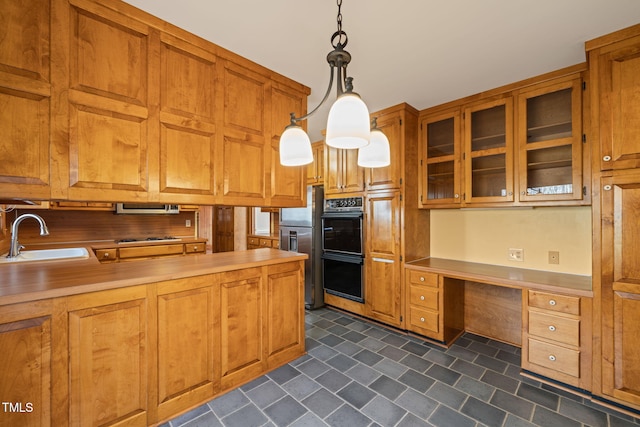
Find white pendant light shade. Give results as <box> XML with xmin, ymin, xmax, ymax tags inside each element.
<box><xmin>357</xmin><ymin>128</ymin><xmax>390</xmax><ymax>167</ymax></box>
<box><xmin>279</xmin><ymin>125</ymin><xmax>313</xmax><ymax>166</ymax></box>
<box><xmin>325</xmin><ymin>93</ymin><xmax>371</xmax><ymax>149</ymax></box>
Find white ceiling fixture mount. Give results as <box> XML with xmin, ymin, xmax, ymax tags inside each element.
<box><xmin>279</xmin><ymin>0</ymin><xmax>389</xmax><ymax>168</ymax></box>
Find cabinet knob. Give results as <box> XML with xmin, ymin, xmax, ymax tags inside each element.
<box><xmin>103</xmin><ymin>252</ymin><xmax>110</xmax><ymax>258</ymax></box>
<box><xmin>454</xmin><ymin>194</ymin><xmax>459</xmax><ymax>199</ymax></box>
<box><xmin>548</xmin><ymin>325</ymin><xmax>556</xmax><ymax>332</ymax></box>
<box><xmin>548</xmin><ymin>299</ymin><xmax>556</xmax><ymax>306</ymax></box>
<box><xmin>521</xmin><ymin>191</ymin><xmax>525</xmax><ymax>195</ymax></box>
<box><xmin>420</xmin><ymin>276</ymin><xmax>425</xmax><ymax>282</ymax></box>
<box><xmin>548</xmin><ymin>355</ymin><xmax>556</xmax><ymax>362</ymax></box>
<box><xmin>420</xmin><ymin>317</ymin><xmax>425</xmax><ymax>322</ymax></box>
<box><xmin>192</xmin><ymin>246</ymin><xmax>198</xmax><ymax>252</ymax></box>
<box><xmin>603</xmin><ymin>155</ymin><xmax>611</xmax><ymax>161</ymax></box>
<box><xmin>603</xmin><ymin>185</ymin><xmax>612</xmax><ymax>191</ymax></box>
<box><xmin>420</xmin><ymin>295</ymin><xmax>425</xmax><ymax>301</ymax></box>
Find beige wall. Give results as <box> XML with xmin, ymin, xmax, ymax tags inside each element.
<box><xmin>430</xmin><ymin>206</ymin><xmax>592</xmax><ymax>275</ymax></box>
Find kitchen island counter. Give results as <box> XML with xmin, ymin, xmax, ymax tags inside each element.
<box><xmin>0</xmin><ymin>248</ymin><xmax>307</xmax><ymax>306</ymax></box>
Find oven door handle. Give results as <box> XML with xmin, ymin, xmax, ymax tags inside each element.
<box><xmin>372</xmin><ymin>257</ymin><xmax>394</xmax><ymax>264</ymax></box>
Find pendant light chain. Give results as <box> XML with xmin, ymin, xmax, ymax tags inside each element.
<box><xmin>336</xmin><ymin>0</ymin><xmax>343</xmax><ymax>35</ymax></box>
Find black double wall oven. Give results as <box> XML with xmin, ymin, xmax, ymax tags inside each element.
<box><xmin>321</xmin><ymin>197</ymin><xmax>364</xmax><ymax>303</ymax></box>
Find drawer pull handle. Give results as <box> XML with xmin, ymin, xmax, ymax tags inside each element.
<box><xmin>420</xmin><ymin>295</ymin><xmax>425</xmax><ymax>301</ymax></box>
<box><xmin>549</xmin><ymin>299</ymin><xmax>557</xmax><ymax>306</ymax></box>
<box><xmin>103</xmin><ymin>252</ymin><xmax>110</xmax><ymax>258</ymax></box>
<box><xmin>548</xmin><ymin>325</ymin><xmax>556</xmax><ymax>332</ymax></box>
<box><xmin>420</xmin><ymin>277</ymin><xmax>425</xmax><ymax>282</ymax></box>
<box><xmin>420</xmin><ymin>317</ymin><xmax>425</xmax><ymax>322</ymax></box>
<box><xmin>603</xmin><ymin>155</ymin><xmax>611</xmax><ymax>161</ymax></box>
<box><xmin>548</xmin><ymin>355</ymin><xmax>556</xmax><ymax>362</ymax></box>
<box><xmin>603</xmin><ymin>185</ymin><xmax>612</xmax><ymax>191</ymax></box>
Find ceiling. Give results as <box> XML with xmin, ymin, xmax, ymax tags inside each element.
<box><xmin>123</xmin><ymin>0</ymin><xmax>640</xmax><ymax>141</ymax></box>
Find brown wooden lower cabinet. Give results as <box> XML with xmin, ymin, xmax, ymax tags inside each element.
<box><xmin>402</xmin><ymin>262</ymin><xmax>593</xmax><ymax>398</ymax></box>
<box><xmin>522</xmin><ymin>289</ymin><xmax>592</xmax><ymax>390</ymax></box>
<box><xmin>0</xmin><ymin>260</ymin><xmax>304</xmax><ymax>426</ymax></box>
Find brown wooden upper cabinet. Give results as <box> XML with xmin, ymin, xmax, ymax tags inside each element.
<box><xmin>419</xmin><ymin>66</ymin><xmax>588</xmax><ymax>208</ymax></box>
<box><xmin>51</xmin><ymin>0</ymin><xmax>154</xmax><ymax>202</ymax></box>
<box><xmin>588</xmin><ymin>31</ymin><xmax>640</xmax><ymax>171</ymax></box>
<box><xmin>306</xmin><ymin>141</ymin><xmax>325</xmax><ymax>186</ymax></box>
<box><xmin>0</xmin><ymin>0</ymin><xmax>53</xmax><ymax>201</ymax></box>
<box><xmin>324</xmin><ymin>145</ymin><xmax>364</xmax><ymax>196</ymax></box>
<box><xmin>2</xmin><ymin>0</ymin><xmax>309</xmax><ymax>207</ymax></box>
<box><xmin>464</xmin><ymin>96</ymin><xmax>515</xmax><ymax>204</ymax></box>
<box><xmin>216</xmin><ymin>59</ymin><xmax>270</xmax><ymax>206</ymax></box>
<box><xmin>419</xmin><ymin>108</ymin><xmax>462</xmax><ymax>208</ymax></box>
<box><xmin>516</xmin><ymin>76</ymin><xmax>584</xmax><ymax>203</ymax></box>
<box><xmin>268</xmin><ymin>82</ymin><xmax>308</xmax><ymax>207</ymax></box>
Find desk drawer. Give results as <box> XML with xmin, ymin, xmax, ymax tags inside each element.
<box><xmin>407</xmin><ymin>270</ymin><xmax>438</xmax><ymax>287</ymax></box>
<box><xmin>528</xmin><ymin>290</ymin><xmax>580</xmax><ymax>315</ymax></box>
<box><xmin>408</xmin><ymin>308</ymin><xmax>439</xmax><ymax>334</ymax></box>
<box><xmin>528</xmin><ymin>311</ymin><xmax>580</xmax><ymax>347</ymax></box>
<box><xmin>409</xmin><ymin>285</ymin><xmax>438</xmax><ymax>310</ymax></box>
<box><xmin>527</xmin><ymin>338</ymin><xmax>580</xmax><ymax>378</ymax></box>
<box><xmin>248</xmin><ymin>237</ymin><xmax>260</xmax><ymax>246</ymax></box>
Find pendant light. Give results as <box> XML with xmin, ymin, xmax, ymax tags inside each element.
<box><xmin>279</xmin><ymin>0</ymin><xmax>388</xmax><ymax>168</ymax></box>
<box><xmin>358</xmin><ymin>118</ymin><xmax>390</xmax><ymax>167</ymax></box>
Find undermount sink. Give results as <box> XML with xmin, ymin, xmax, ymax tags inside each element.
<box><xmin>0</xmin><ymin>247</ymin><xmax>90</xmax><ymax>263</ymax></box>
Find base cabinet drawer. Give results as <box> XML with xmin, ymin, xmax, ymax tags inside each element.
<box><xmin>528</xmin><ymin>311</ymin><xmax>580</xmax><ymax>346</ymax></box>
<box><xmin>527</xmin><ymin>338</ymin><xmax>580</xmax><ymax>378</ymax></box>
<box><xmin>409</xmin><ymin>285</ymin><xmax>439</xmax><ymax>310</ymax></box>
<box><xmin>408</xmin><ymin>308</ymin><xmax>439</xmax><ymax>336</ymax></box>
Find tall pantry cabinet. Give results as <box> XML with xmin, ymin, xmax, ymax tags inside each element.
<box><xmin>588</xmin><ymin>23</ymin><xmax>640</xmax><ymax>411</ymax></box>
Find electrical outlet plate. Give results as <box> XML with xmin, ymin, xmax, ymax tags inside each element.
<box><xmin>508</xmin><ymin>248</ymin><xmax>524</xmax><ymax>262</ymax></box>
<box><xmin>548</xmin><ymin>251</ymin><xmax>560</xmax><ymax>264</ymax></box>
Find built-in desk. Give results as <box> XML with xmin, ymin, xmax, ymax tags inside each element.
<box><xmin>405</xmin><ymin>258</ymin><xmax>592</xmax><ymax>390</ymax></box>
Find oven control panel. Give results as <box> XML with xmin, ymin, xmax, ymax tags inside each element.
<box><xmin>324</xmin><ymin>197</ymin><xmax>364</xmax><ymax>211</ymax></box>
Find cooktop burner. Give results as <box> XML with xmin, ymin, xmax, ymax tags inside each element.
<box><xmin>116</xmin><ymin>236</ymin><xmax>180</xmax><ymax>244</ymax></box>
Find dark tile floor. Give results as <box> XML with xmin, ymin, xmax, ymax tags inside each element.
<box><xmin>164</xmin><ymin>307</ymin><xmax>640</xmax><ymax>427</ymax></box>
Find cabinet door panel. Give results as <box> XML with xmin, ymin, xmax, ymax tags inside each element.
<box><xmin>419</xmin><ymin>109</ymin><xmax>462</xmax><ymax>207</ymax></box>
<box><xmin>464</xmin><ymin>98</ymin><xmax>514</xmax><ymax>204</ymax></box>
<box><xmin>266</xmin><ymin>262</ymin><xmax>304</xmax><ymax>366</ymax></box>
<box><xmin>0</xmin><ymin>308</ymin><xmax>52</xmax><ymax>427</ymax></box>
<box><xmin>269</xmin><ymin>85</ymin><xmax>306</xmax><ymax>206</ymax></box>
<box><xmin>156</xmin><ymin>34</ymin><xmax>217</xmax><ymax>202</ymax></box>
<box><xmin>365</xmin><ymin>192</ymin><xmax>402</xmax><ymax>327</ymax></box>
<box><xmin>156</xmin><ymin>279</ymin><xmax>218</xmax><ymax>420</ymax></box>
<box><xmin>365</xmin><ymin>114</ymin><xmax>401</xmax><ymax>191</ymax></box>
<box><xmin>61</xmin><ymin>1</ymin><xmax>152</xmax><ymax>202</ymax></box>
<box><xmin>222</xmin><ymin>61</ymin><xmax>266</xmax><ymax>135</ymax></box>
<box><xmin>596</xmin><ymin>37</ymin><xmax>640</xmax><ymax>170</ymax></box>
<box><xmin>342</xmin><ymin>148</ymin><xmax>364</xmax><ymax>193</ymax></box>
<box><xmin>219</xmin><ymin>267</ymin><xmax>264</xmax><ymax>389</ymax></box>
<box><xmin>219</xmin><ymin>130</ymin><xmax>267</xmax><ymax>205</ymax></box>
<box><xmin>0</xmin><ymin>0</ymin><xmax>51</xmax><ymax>199</ymax></box>
<box><xmin>68</xmin><ymin>296</ymin><xmax>147</xmax><ymax>427</ymax></box>
<box><xmin>601</xmin><ymin>173</ymin><xmax>640</xmax><ymax>406</ymax></box>
<box><xmin>70</xmin><ymin>5</ymin><xmax>148</xmax><ymax>105</ymax></box>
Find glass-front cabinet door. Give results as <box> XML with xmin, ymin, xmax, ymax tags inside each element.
<box><xmin>464</xmin><ymin>97</ymin><xmax>514</xmax><ymax>204</ymax></box>
<box><xmin>516</xmin><ymin>77</ymin><xmax>583</xmax><ymax>202</ymax></box>
<box><xmin>419</xmin><ymin>108</ymin><xmax>461</xmax><ymax>207</ymax></box>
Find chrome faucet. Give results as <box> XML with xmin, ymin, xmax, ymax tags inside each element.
<box><xmin>8</xmin><ymin>213</ymin><xmax>50</xmax><ymax>258</ymax></box>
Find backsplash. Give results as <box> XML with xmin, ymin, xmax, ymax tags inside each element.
<box><xmin>4</xmin><ymin>209</ymin><xmax>197</xmax><ymax>247</ymax></box>
<box><xmin>430</xmin><ymin>206</ymin><xmax>592</xmax><ymax>275</ymax></box>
